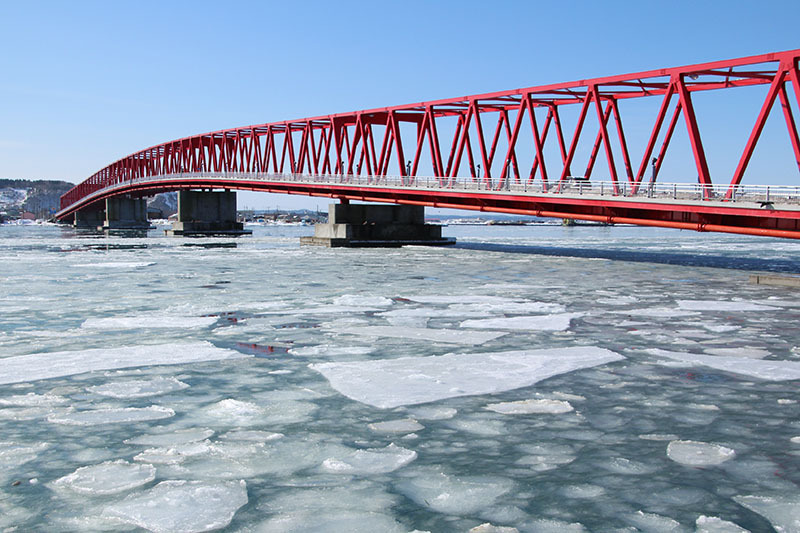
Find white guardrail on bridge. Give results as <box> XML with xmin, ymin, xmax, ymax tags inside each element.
<box><xmin>67</xmin><ymin>172</ymin><xmax>800</xmax><ymax>212</ymax></box>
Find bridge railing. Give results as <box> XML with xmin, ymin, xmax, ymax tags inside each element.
<box><xmin>61</xmin><ymin>171</ymin><xmax>800</xmax><ymax>215</ymax></box>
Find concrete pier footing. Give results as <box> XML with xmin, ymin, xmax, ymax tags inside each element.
<box><xmin>301</xmin><ymin>203</ymin><xmax>455</xmax><ymax>247</ymax></box>
<box><xmin>74</xmin><ymin>208</ymin><xmax>105</xmax><ymax>229</ymax></box>
<box><xmin>166</xmin><ymin>190</ymin><xmax>251</xmax><ymax>236</ymax></box>
<box><xmin>102</xmin><ymin>197</ymin><xmax>153</xmax><ymax>230</ymax></box>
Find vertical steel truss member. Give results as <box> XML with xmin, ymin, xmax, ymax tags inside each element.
<box><xmin>61</xmin><ymin>50</ymin><xmax>800</xmax><ymax>216</ymax></box>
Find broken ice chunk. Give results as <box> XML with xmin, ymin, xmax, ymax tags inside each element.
<box><xmin>52</xmin><ymin>460</ymin><xmax>156</xmax><ymax>495</ymax></box>
<box><xmin>461</xmin><ymin>313</ymin><xmax>583</xmax><ymax>331</ymax></box>
<box><xmin>337</xmin><ymin>326</ymin><xmax>505</xmax><ymax>345</ymax></box>
<box><xmin>104</xmin><ymin>479</ymin><xmax>248</xmax><ymax>533</ymax></box>
<box><xmin>82</xmin><ymin>315</ymin><xmax>217</xmax><ymax>329</ymax></box>
<box><xmin>310</xmin><ymin>346</ymin><xmax>624</xmax><ymax>408</ymax></box>
<box><xmin>648</xmin><ymin>349</ymin><xmax>800</xmax><ymax>381</ymax></box>
<box><xmin>695</xmin><ymin>515</ymin><xmax>749</xmax><ymax>533</ymax></box>
<box><xmin>666</xmin><ymin>440</ymin><xmax>735</xmax><ymax>466</ymax></box>
<box><xmin>48</xmin><ymin>406</ymin><xmax>175</xmax><ymax>426</ymax></box>
<box><xmin>733</xmin><ymin>495</ymin><xmax>800</xmax><ymax>533</ymax></box>
<box><xmin>368</xmin><ymin>419</ymin><xmax>424</xmax><ymax>434</ymax></box>
<box><xmin>125</xmin><ymin>428</ymin><xmax>215</xmax><ymax>447</ymax></box>
<box><xmin>396</xmin><ymin>468</ymin><xmax>514</xmax><ymax>516</ymax></box>
<box><xmin>485</xmin><ymin>399</ymin><xmax>573</xmax><ymax>414</ymax></box>
<box><xmin>322</xmin><ymin>443</ymin><xmax>417</xmax><ymax>474</ymax></box>
<box><xmin>677</xmin><ymin>300</ymin><xmax>779</xmax><ymax>311</ymax></box>
<box><xmin>87</xmin><ymin>377</ymin><xmax>189</xmax><ymax>398</ymax></box>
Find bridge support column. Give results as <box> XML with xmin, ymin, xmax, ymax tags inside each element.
<box><xmin>166</xmin><ymin>190</ymin><xmax>251</xmax><ymax>236</ymax></box>
<box><xmin>301</xmin><ymin>203</ymin><xmax>455</xmax><ymax>247</ymax></box>
<box><xmin>102</xmin><ymin>197</ymin><xmax>152</xmax><ymax>230</ymax></box>
<box><xmin>73</xmin><ymin>208</ymin><xmax>105</xmax><ymax>229</ymax></box>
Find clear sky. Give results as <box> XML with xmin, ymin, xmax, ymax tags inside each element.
<box><xmin>1</xmin><ymin>0</ymin><xmax>798</xmax><ymax>210</ymax></box>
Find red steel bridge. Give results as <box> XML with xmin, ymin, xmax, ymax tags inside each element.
<box><xmin>58</xmin><ymin>49</ymin><xmax>800</xmax><ymax>238</ymax></box>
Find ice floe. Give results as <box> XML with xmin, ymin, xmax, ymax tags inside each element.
<box><xmin>52</xmin><ymin>460</ymin><xmax>156</xmax><ymax>495</ymax></box>
<box><xmin>219</xmin><ymin>430</ymin><xmax>284</xmax><ymax>442</ymax></box>
<box><xmin>677</xmin><ymin>299</ymin><xmax>780</xmax><ymax>311</ymax></box>
<box><xmin>649</xmin><ymin>349</ymin><xmax>800</xmax><ymax>381</ymax></box>
<box><xmin>0</xmin><ymin>392</ymin><xmax>69</xmax><ymax>406</ymax></box>
<box><xmin>515</xmin><ymin>443</ymin><xmax>577</xmax><ymax>472</ymax></box>
<box><xmin>73</xmin><ymin>261</ymin><xmax>155</xmax><ymax>269</ymax></box>
<box><xmin>104</xmin><ymin>479</ymin><xmax>248</xmax><ymax>533</ymax></box>
<box><xmin>733</xmin><ymin>494</ymin><xmax>800</xmax><ymax>532</ymax></box>
<box><xmin>485</xmin><ymin>399</ymin><xmax>574</xmax><ymax>414</ymax></box>
<box><xmin>0</xmin><ymin>441</ymin><xmax>49</xmax><ymax>466</ymax></box>
<box><xmin>612</xmin><ymin>308</ymin><xmax>700</xmax><ymax>318</ymax></box>
<box><xmin>82</xmin><ymin>315</ymin><xmax>217</xmax><ymax>329</ymax></box>
<box><xmin>333</xmin><ymin>294</ymin><xmax>393</xmax><ymax>307</ymax></box>
<box><xmin>395</xmin><ymin>468</ymin><xmax>514</xmax><ymax>515</ymax></box>
<box><xmin>200</xmin><ymin>398</ymin><xmax>317</xmax><ymax>427</ymax></box>
<box><xmin>469</xmin><ymin>524</ymin><xmax>520</xmax><ymax>533</ymax></box>
<box><xmin>0</xmin><ymin>342</ymin><xmax>249</xmax><ymax>385</ymax></box>
<box><xmin>48</xmin><ymin>406</ymin><xmax>175</xmax><ymax>426</ymax></box>
<box><xmin>288</xmin><ymin>345</ymin><xmax>373</xmax><ymax>357</ymax></box>
<box><xmin>406</xmin><ymin>406</ymin><xmax>457</xmax><ymax>420</ymax></box>
<box><xmin>695</xmin><ymin>515</ymin><xmax>749</xmax><ymax>532</ymax></box>
<box><xmin>87</xmin><ymin>376</ymin><xmax>189</xmax><ymax>398</ymax></box>
<box><xmin>460</xmin><ymin>313</ymin><xmax>583</xmax><ymax>331</ymax></box>
<box><xmin>310</xmin><ymin>346</ymin><xmax>624</xmax><ymax>408</ymax></box>
<box><xmin>322</xmin><ymin>443</ymin><xmax>417</xmax><ymax>474</ymax></box>
<box><xmin>134</xmin><ymin>441</ymin><xmax>211</xmax><ymax>465</ymax></box>
<box><xmin>368</xmin><ymin>419</ymin><xmax>425</xmax><ymax>434</ymax></box>
<box><xmin>666</xmin><ymin>440</ymin><xmax>735</xmax><ymax>466</ymax></box>
<box><xmin>703</xmin><ymin>347</ymin><xmax>771</xmax><ymax>360</ymax></box>
<box><xmin>336</xmin><ymin>325</ymin><xmax>506</xmax><ymax>345</ymax></box>
<box><xmin>125</xmin><ymin>428</ymin><xmax>215</xmax><ymax>446</ymax></box>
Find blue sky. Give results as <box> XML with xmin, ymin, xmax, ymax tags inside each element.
<box><xmin>1</xmin><ymin>0</ymin><xmax>798</xmax><ymax>210</ymax></box>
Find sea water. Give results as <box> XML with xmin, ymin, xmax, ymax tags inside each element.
<box><xmin>1</xmin><ymin>222</ymin><xmax>800</xmax><ymax>532</ymax></box>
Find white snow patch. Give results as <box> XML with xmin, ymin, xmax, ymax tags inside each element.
<box><xmin>322</xmin><ymin>443</ymin><xmax>417</xmax><ymax>474</ymax></box>
<box><xmin>734</xmin><ymin>494</ymin><xmax>800</xmax><ymax>533</ymax></box>
<box><xmin>667</xmin><ymin>440</ymin><xmax>735</xmax><ymax>466</ymax></box>
<box><xmin>0</xmin><ymin>342</ymin><xmax>249</xmax><ymax>385</ymax></box>
<box><xmin>88</xmin><ymin>376</ymin><xmax>189</xmax><ymax>398</ymax></box>
<box><xmin>648</xmin><ymin>349</ymin><xmax>800</xmax><ymax>381</ymax></box>
<box><xmin>104</xmin><ymin>479</ymin><xmax>248</xmax><ymax>533</ymax></box>
<box><xmin>368</xmin><ymin>419</ymin><xmax>424</xmax><ymax>434</ymax></box>
<box><xmin>48</xmin><ymin>406</ymin><xmax>175</xmax><ymax>426</ymax></box>
<box><xmin>485</xmin><ymin>398</ymin><xmax>573</xmax><ymax>414</ymax></box>
<box><xmin>310</xmin><ymin>346</ymin><xmax>624</xmax><ymax>408</ymax></box>
<box><xmin>337</xmin><ymin>326</ymin><xmax>505</xmax><ymax>345</ymax></box>
<box><xmin>52</xmin><ymin>460</ymin><xmax>156</xmax><ymax>495</ymax></box>
<box><xmin>677</xmin><ymin>299</ymin><xmax>780</xmax><ymax>311</ymax></box>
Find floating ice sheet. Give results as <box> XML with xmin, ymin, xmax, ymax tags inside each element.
<box><xmin>73</xmin><ymin>262</ymin><xmax>155</xmax><ymax>269</ymax></box>
<box><xmin>125</xmin><ymin>428</ymin><xmax>215</xmax><ymax>447</ymax></box>
<box><xmin>322</xmin><ymin>443</ymin><xmax>417</xmax><ymax>474</ymax></box>
<box><xmin>677</xmin><ymin>299</ymin><xmax>780</xmax><ymax>311</ymax></box>
<box><xmin>695</xmin><ymin>515</ymin><xmax>749</xmax><ymax>532</ymax></box>
<box><xmin>104</xmin><ymin>479</ymin><xmax>248</xmax><ymax>533</ymax></box>
<box><xmin>667</xmin><ymin>440</ymin><xmax>735</xmax><ymax>466</ymax></box>
<box><xmin>82</xmin><ymin>315</ymin><xmax>217</xmax><ymax>329</ymax></box>
<box><xmin>485</xmin><ymin>399</ymin><xmax>574</xmax><ymax>414</ymax></box>
<box><xmin>87</xmin><ymin>377</ymin><xmax>189</xmax><ymax>398</ymax></box>
<box><xmin>48</xmin><ymin>406</ymin><xmax>175</xmax><ymax>426</ymax></box>
<box><xmin>396</xmin><ymin>467</ymin><xmax>514</xmax><ymax>516</ymax></box>
<box><xmin>734</xmin><ymin>495</ymin><xmax>800</xmax><ymax>532</ymax></box>
<box><xmin>336</xmin><ymin>326</ymin><xmax>506</xmax><ymax>345</ymax></box>
<box><xmin>52</xmin><ymin>460</ymin><xmax>156</xmax><ymax>495</ymax></box>
<box><xmin>310</xmin><ymin>346</ymin><xmax>624</xmax><ymax>408</ymax></box>
<box><xmin>461</xmin><ymin>313</ymin><xmax>583</xmax><ymax>331</ymax></box>
<box><xmin>0</xmin><ymin>342</ymin><xmax>249</xmax><ymax>385</ymax></box>
<box><xmin>649</xmin><ymin>349</ymin><xmax>800</xmax><ymax>381</ymax></box>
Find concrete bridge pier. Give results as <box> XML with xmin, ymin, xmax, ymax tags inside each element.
<box><xmin>166</xmin><ymin>190</ymin><xmax>251</xmax><ymax>236</ymax></box>
<box><xmin>73</xmin><ymin>208</ymin><xmax>105</xmax><ymax>229</ymax></box>
<box><xmin>301</xmin><ymin>203</ymin><xmax>455</xmax><ymax>247</ymax></box>
<box><xmin>102</xmin><ymin>196</ymin><xmax>152</xmax><ymax>230</ymax></box>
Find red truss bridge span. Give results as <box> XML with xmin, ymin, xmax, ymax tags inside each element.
<box><xmin>58</xmin><ymin>49</ymin><xmax>800</xmax><ymax>239</ymax></box>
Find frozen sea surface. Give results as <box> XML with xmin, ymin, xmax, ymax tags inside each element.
<box><xmin>1</xmin><ymin>223</ymin><xmax>800</xmax><ymax>531</ymax></box>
